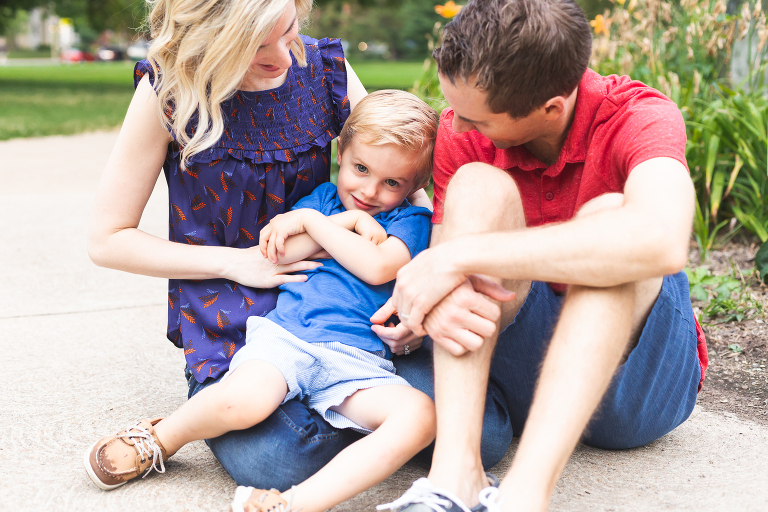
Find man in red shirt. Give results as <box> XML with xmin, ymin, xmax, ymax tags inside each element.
<box><xmin>375</xmin><ymin>0</ymin><xmax>707</xmax><ymax>511</ymax></box>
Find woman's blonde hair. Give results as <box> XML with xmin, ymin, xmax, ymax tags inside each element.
<box><xmin>145</xmin><ymin>0</ymin><xmax>312</xmax><ymax>167</ymax></box>
<box><xmin>337</xmin><ymin>90</ymin><xmax>438</xmax><ymax>190</ymax></box>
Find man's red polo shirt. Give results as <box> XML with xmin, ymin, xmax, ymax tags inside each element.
<box><xmin>431</xmin><ymin>68</ymin><xmax>708</xmax><ymax>389</ymax></box>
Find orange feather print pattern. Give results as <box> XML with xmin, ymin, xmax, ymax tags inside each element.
<box><xmin>191</xmin><ymin>195</ymin><xmax>207</xmax><ymax>211</ymax></box>
<box><xmin>239</xmin><ymin>228</ymin><xmax>254</xmax><ymax>242</ymax></box>
<box><xmin>198</xmin><ymin>291</ymin><xmax>220</xmax><ymax>308</ymax></box>
<box><xmin>172</xmin><ymin>204</ymin><xmax>187</xmax><ymax>224</ymax></box>
<box><xmin>205</xmin><ymin>185</ymin><xmax>220</xmax><ymax>202</ymax></box>
<box><xmin>267</xmin><ymin>193</ymin><xmax>284</xmax><ymax>211</ymax></box>
<box><xmin>204</xmin><ymin>327</ymin><xmax>221</xmax><ymax>344</ymax></box>
<box><xmin>181</xmin><ymin>305</ymin><xmax>197</xmax><ymax>324</ymax></box>
<box><xmin>184</xmin><ymin>234</ymin><xmax>206</xmax><ymax>246</ymax></box>
<box><xmin>192</xmin><ymin>359</ymin><xmax>210</xmax><ymax>374</ymax></box>
<box><xmin>168</xmin><ymin>291</ymin><xmax>179</xmax><ymax>310</ymax></box>
<box><xmin>219</xmin><ymin>206</ymin><xmax>233</xmax><ymax>227</ymax></box>
<box><xmin>183</xmin><ymin>339</ymin><xmax>196</xmax><ymax>355</ymax></box>
<box><xmin>243</xmin><ymin>296</ymin><xmax>254</xmax><ymax>313</ymax></box>
<box><xmin>242</xmin><ymin>190</ymin><xmax>256</xmax><ymax>206</ymax></box>
<box><xmin>223</xmin><ymin>340</ymin><xmax>236</xmax><ymax>359</ymax></box>
<box><xmin>220</xmin><ymin>172</ymin><xmax>237</xmax><ymax>192</ymax></box>
<box><xmin>216</xmin><ymin>310</ymin><xmax>231</xmax><ymax>330</ymax></box>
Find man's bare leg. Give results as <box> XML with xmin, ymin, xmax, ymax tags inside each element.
<box><xmin>498</xmin><ymin>193</ymin><xmax>664</xmax><ymax>511</ymax></box>
<box><xmin>426</xmin><ymin>163</ymin><xmax>530</xmax><ymax>506</ymax></box>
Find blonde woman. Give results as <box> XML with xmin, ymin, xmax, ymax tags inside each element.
<box><xmin>85</xmin><ymin>0</ymin><xmax>512</xmax><ymax>506</ymax></box>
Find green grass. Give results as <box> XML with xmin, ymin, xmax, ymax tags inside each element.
<box><xmin>0</xmin><ymin>62</ymin><xmax>136</xmax><ymax>140</ymax></box>
<box><xmin>0</xmin><ymin>60</ymin><xmax>425</xmax><ymax>140</ymax></box>
<box><xmin>7</xmin><ymin>49</ymin><xmax>54</xmax><ymax>59</ymax></box>
<box><xmin>348</xmin><ymin>60</ymin><xmax>426</xmax><ymax>91</ymax></box>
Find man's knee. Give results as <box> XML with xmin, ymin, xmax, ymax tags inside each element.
<box><xmin>442</xmin><ymin>163</ymin><xmax>525</xmax><ymax>233</ymax></box>
<box><xmin>575</xmin><ymin>192</ymin><xmax>624</xmax><ymax>218</ymax></box>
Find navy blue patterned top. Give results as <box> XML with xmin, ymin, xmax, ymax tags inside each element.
<box><xmin>133</xmin><ymin>35</ymin><xmax>350</xmax><ymax>383</ymax></box>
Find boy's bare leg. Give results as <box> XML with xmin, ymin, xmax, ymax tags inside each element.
<box><xmin>153</xmin><ymin>360</ymin><xmax>288</xmax><ymax>456</ymax></box>
<box><xmin>498</xmin><ymin>194</ymin><xmax>663</xmax><ymax>511</ymax></box>
<box><xmin>282</xmin><ymin>385</ymin><xmax>436</xmax><ymax>512</ymax></box>
<box><xmin>425</xmin><ymin>163</ymin><xmax>530</xmax><ymax>505</ymax></box>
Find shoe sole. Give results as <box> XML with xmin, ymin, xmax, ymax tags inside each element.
<box><xmin>83</xmin><ymin>441</ymin><xmax>128</xmax><ymax>491</ymax></box>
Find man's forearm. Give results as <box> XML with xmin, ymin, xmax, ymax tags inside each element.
<box><xmin>449</xmin><ymin>164</ymin><xmax>694</xmax><ymax>287</ymax></box>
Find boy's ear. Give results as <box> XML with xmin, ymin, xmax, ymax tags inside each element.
<box><xmin>336</xmin><ymin>147</ymin><xmax>341</xmax><ymax>165</ymax></box>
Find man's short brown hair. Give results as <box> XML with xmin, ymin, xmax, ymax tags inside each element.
<box><xmin>433</xmin><ymin>0</ymin><xmax>592</xmax><ymax>119</ymax></box>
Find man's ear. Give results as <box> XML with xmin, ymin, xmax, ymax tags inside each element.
<box><xmin>542</xmin><ymin>96</ymin><xmax>567</xmax><ymax>121</ymax></box>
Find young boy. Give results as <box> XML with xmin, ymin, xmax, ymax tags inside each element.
<box><xmin>85</xmin><ymin>90</ymin><xmax>439</xmax><ymax>512</ymax></box>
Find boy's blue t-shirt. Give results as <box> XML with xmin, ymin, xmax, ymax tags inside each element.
<box><xmin>265</xmin><ymin>182</ymin><xmax>432</xmax><ymax>356</ymax></box>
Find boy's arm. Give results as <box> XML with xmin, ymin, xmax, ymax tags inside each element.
<box><xmin>260</xmin><ymin>209</ymin><xmax>388</xmax><ymax>265</ymax></box>
<box><xmin>261</xmin><ymin>209</ymin><xmax>411</xmax><ymax>285</ymax></box>
<box><xmin>303</xmin><ymin>209</ymin><xmax>411</xmax><ymax>285</ymax></box>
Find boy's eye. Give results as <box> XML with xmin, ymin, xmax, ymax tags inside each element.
<box><xmin>385</xmin><ymin>179</ymin><xmax>399</xmax><ymax>187</ymax></box>
<box><xmin>356</xmin><ymin>164</ymin><xmax>368</xmax><ymax>174</ymax></box>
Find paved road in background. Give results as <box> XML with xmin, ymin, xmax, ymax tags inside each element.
<box><xmin>1</xmin><ymin>130</ymin><xmax>767</xmax><ymax>511</ymax></box>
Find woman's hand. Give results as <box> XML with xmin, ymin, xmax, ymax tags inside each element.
<box><xmin>224</xmin><ymin>245</ymin><xmax>322</xmax><ymax>289</ymax></box>
<box><xmin>259</xmin><ymin>210</ymin><xmax>314</xmax><ymax>263</ymax></box>
<box><xmin>370</xmin><ymin>309</ymin><xmax>423</xmax><ymax>356</ymax></box>
<box><xmin>353</xmin><ymin>211</ymin><xmax>388</xmax><ymax>245</ymax></box>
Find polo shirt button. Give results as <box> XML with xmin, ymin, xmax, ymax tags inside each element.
<box><xmin>545</xmin><ymin>192</ymin><xmax>554</xmax><ymax>201</ymax></box>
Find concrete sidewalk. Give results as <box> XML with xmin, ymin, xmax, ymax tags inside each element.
<box><xmin>1</xmin><ymin>131</ymin><xmax>766</xmax><ymax>512</ymax></box>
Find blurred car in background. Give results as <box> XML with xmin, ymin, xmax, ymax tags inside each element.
<box><xmin>60</xmin><ymin>48</ymin><xmax>95</xmax><ymax>63</ymax></box>
<box><xmin>96</xmin><ymin>46</ymin><xmax>125</xmax><ymax>61</ymax></box>
<box><xmin>127</xmin><ymin>40</ymin><xmax>151</xmax><ymax>60</ymax></box>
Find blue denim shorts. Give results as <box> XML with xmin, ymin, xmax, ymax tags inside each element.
<box><xmin>227</xmin><ymin>316</ymin><xmax>410</xmax><ymax>433</ymax></box>
<box><xmin>489</xmin><ymin>271</ymin><xmax>702</xmax><ymax>449</ymax></box>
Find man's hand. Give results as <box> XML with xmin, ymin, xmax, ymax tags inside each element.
<box><xmin>388</xmin><ymin>244</ymin><xmax>468</xmax><ymax>335</ymax></box>
<box><xmin>423</xmin><ymin>276</ymin><xmax>515</xmax><ymax>356</ymax></box>
<box><xmin>352</xmin><ymin>211</ymin><xmax>388</xmax><ymax>245</ymax></box>
<box><xmin>259</xmin><ymin>210</ymin><xmax>316</xmax><ymax>263</ymax></box>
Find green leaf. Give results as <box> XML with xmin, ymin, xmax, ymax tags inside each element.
<box><xmin>756</xmin><ymin>239</ymin><xmax>768</xmax><ymax>284</ymax></box>
<box><xmin>728</xmin><ymin>343</ymin><xmax>743</xmax><ymax>353</ymax></box>
<box><xmin>691</xmin><ymin>283</ymin><xmax>709</xmax><ymax>302</ymax></box>
<box><xmin>705</xmin><ymin>134</ymin><xmax>720</xmax><ymax>190</ymax></box>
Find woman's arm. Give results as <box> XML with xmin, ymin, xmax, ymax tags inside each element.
<box><xmin>87</xmin><ymin>75</ymin><xmax>320</xmax><ymax>288</ymax></box>
<box><xmin>345</xmin><ymin>60</ymin><xmax>367</xmax><ymax>110</ymax></box>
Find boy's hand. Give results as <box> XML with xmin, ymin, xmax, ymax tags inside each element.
<box><xmin>259</xmin><ymin>210</ymin><xmax>313</xmax><ymax>263</ymax></box>
<box><xmin>353</xmin><ymin>211</ymin><xmax>388</xmax><ymax>245</ymax></box>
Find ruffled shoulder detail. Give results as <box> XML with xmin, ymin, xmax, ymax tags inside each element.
<box><xmin>133</xmin><ymin>59</ymin><xmax>157</xmax><ymax>90</ymax></box>
<box><xmin>305</xmin><ymin>35</ymin><xmax>351</xmax><ymax>130</ymax></box>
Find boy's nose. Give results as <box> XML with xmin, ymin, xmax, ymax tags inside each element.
<box><xmin>360</xmin><ymin>183</ymin><xmax>377</xmax><ymax>200</ymax></box>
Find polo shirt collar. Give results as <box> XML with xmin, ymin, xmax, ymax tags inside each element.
<box><xmin>492</xmin><ymin>68</ymin><xmax>606</xmax><ymax>174</ymax></box>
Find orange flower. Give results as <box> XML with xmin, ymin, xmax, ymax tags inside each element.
<box><xmin>435</xmin><ymin>1</ymin><xmax>462</xmax><ymax>18</ymax></box>
<box><xmin>590</xmin><ymin>14</ymin><xmax>609</xmax><ymax>36</ymax></box>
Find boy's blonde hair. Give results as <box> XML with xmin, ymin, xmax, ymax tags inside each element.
<box><xmin>337</xmin><ymin>90</ymin><xmax>438</xmax><ymax>190</ymax></box>
<box><xmin>146</xmin><ymin>0</ymin><xmax>313</xmax><ymax>168</ymax></box>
